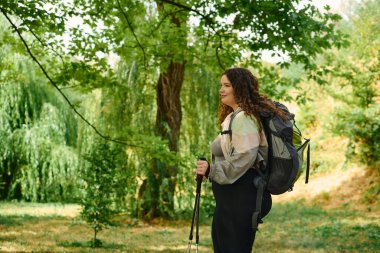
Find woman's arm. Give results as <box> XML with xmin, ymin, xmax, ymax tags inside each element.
<box><xmin>209</xmin><ymin>113</ymin><xmax>261</xmax><ymax>184</ymax></box>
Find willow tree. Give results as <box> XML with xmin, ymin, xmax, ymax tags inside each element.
<box><xmin>0</xmin><ymin>17</ymin><xmax>79</xmax><ymax>201</ymax></box>
<box><xmin>0</xmin><ymin>0</ymin><xmax>347</xmax><ymax>218</ymax></box>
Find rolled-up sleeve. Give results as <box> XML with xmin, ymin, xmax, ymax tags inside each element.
<box><xmin>209</xmin><ymin>113</ymin><xmax>260</xmax><ymax>184</ymax></box>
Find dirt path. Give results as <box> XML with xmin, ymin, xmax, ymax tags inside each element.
<box><xmin>273</xmin><ymin>167</ymin><xmax>364</xmax><ymax>202</ymax></box>
<box><xmin>273</xmin><ymin>166</ymin><xmax>379</xmax><ymax>216</ymax></box>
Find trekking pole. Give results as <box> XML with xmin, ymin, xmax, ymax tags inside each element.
<box><xmin>188</xmin><ymin>157</ymin><xmax>206</xmax><ymax>252</ymax></box>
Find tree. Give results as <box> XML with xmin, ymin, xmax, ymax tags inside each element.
<box><xmin>0</xmin><ymin>0</ymin><xmax>347</xmax><ymax>218</ymax></box>
<box><xmin>323</xmin><ymin>0</ymin><xmax>380</xmax><ymax>165</ymax></box>
<box><xmin>0</xmin><ymin>17</ymin><xmax>80</xmax><ymax>201</ymax></box>
<box><xmin>80</xmin><ymin>139</ymin><xmax>120</xmax><ymax>247</ymax></box>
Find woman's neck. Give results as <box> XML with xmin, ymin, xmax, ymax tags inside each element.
<box><xmin>231</xmin><ymin>104</ymin><xmax>239</xmax><ymax>112</ymax></box>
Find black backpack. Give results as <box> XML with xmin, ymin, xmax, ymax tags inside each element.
<box><xmin>260</xmin><ymin>101</ymin><xmax>311</xmax><ymax>194</ymax></box>
<box><xmin>227</xmin><ymin>102</ymin><xmax>310</xmax><ymax>230</ymax></box>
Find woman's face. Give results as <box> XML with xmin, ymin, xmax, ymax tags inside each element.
<box><xmin>220</xmin><ymin>75</ymin><xmax>238</xmax><ymax>110</ymax></box>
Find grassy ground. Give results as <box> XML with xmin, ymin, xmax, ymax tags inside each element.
<box><xmin>0</xmin><ymin>201</ymin><xmax>379</xmax><ymax>252</ymax></box>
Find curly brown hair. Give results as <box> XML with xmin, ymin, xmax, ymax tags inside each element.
<box><xmin>218</xmin><ymin>67</ymin><xmax>287</xmax><ymax>129</ymax></box>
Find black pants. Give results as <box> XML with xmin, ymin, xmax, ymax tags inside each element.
<box><xmin>211</xmin><ymin>169</ymin><xmax>272</xmax><ymax>253</ymax></box>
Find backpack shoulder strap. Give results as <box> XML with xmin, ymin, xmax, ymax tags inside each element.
<box><xmin>228</xmin><ymin>108</ymin><xmax>243</xmax><ymax>131</ymax></box>
<box><xmin>221</xmin><ymin>108</ymin><xmax>243</xmax><ymax>140</ymax></box>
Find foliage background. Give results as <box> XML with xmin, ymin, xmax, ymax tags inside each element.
<box><xmin>0</xmin><ymin>0</ymin><xmax>378</xmax><ymax>225</ymax></box>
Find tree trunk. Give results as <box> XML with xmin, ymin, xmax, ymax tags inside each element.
<box><xmin>139</xmin><ymin>61</ymin><xmax>185</xmax><ymax>219</ymax></box>
<box><xmin>138</xmin><ymin>0</ymin><xmax>187</xmax><ymax>219</ymax></box>
<box><xmin>156</xmin><ymin>61</ymin><xmax>185</xmax><ymax>152</ymax></box>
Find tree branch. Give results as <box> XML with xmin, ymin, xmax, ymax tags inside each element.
<box><xmin>0</xmin><ymin>8</ymin><xmax>143</xmax><ymax>148</ymax></box>
<box><xmin>159</xmin><ymin>0</ymin><xmax>225</xmax><ymax>69</ymax></box>
<box><xmin>147</xmin><ymin>9</ymin><xmax>184</xmax><ymax>37</ymax></box>
<box><xmin>116</xmin><ymin>0</ymin><xmax>147</xmax><ymax>67</ymax></box>
<box><xmin>159</xmin><ymin>0</ymin><xmax>210</xmax><ymax>22</ymax></box>
<box><xmin>25</xmin><ymin>23</ymin><xmax>67</xmax><ymax>71</ymax></box>
<box><xmin>216</xmin><ymin>34</ymin><xmax>225</xmax><ymax>70</ymax></box>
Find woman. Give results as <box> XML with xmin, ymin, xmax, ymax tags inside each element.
<box><xmin>195</xmin><ymin>67</ymin><xmax>286</xmax><ymax>253</ymax></box>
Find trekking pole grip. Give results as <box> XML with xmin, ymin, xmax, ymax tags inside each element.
<box><xmin>196</xmin><ymin>157</ymin><xmax>206</xmax><ymax>191</ymax></box>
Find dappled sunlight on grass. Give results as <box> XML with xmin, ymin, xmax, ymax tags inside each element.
<box><xmin>0</xmin><ymin>201</ymin><xmax>379</xmax><ymax>252</ymax></box>
<box><xmin>0</xmin><ymin>202</ymin><xmax>81</xmax><ymax>217</ymax></box>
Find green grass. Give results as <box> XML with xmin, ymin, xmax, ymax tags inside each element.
<box><xmin>255</xmin><ymin>201</ymin><xmax>380</xmax><ymax>253</ymax></box>
<box><xmin>0</xmin><ymin>201</ymin><xmax>378</xmax><ymax>252</ymax></box>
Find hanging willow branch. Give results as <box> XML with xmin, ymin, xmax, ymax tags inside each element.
<box><xmin>0</xmin><ymin>8</ymin><xmax>144</xmax><ymax>148</ymax></box>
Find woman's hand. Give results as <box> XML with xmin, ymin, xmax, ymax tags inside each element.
<box><xmin>194</xmin><ymin>160</ymin><xmax>210</xmax><ymax>180</ymax></box>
